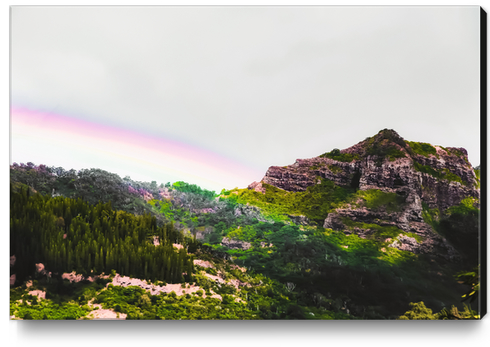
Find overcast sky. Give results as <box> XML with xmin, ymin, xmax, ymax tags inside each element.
<box><xmin>10</xmin><ymin>6</ymin><xmax>481</xmax><ymax>191</ymax></box>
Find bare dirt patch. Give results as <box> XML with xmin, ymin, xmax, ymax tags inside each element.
<box><xmin>109</xmin><ymin>274</ymin><xmax>221</xmax><ymax>300</ymax></box>
<box><xmin>28</xmin><ymin>290</ymin><xmax>46</xmax><ymax>299</ymax></box>
<box><xmin>85</xmin><ymin>308</ymin><xmax>127</xmax><ymax>320</ymax></box>
<box><xmin>193</xmin><ymin>259</ymin><xmax>215</xmax><ymax>268</ymax></box>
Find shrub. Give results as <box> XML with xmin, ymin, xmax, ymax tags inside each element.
<box><xmin>398</xmin><ymin>302</ymin><xmax>438</xmax><ymax>320</ymax></box>
<box><xmin>406</xmin><ymin>141</ymin><xmax>437</xmax><ymax>157</ymax></box>
<box><xmin>320</xmin><ymin>149</ymin><xmax>360</xmax><ymax>162</ymax></box>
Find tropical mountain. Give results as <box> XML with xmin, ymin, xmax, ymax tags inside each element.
<box><xmin>9</xmin><ymin>129</ymin><xmax>482</xmax><ymax>320</ymax></box>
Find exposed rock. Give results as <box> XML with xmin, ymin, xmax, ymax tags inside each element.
<box><xmin>248</xmin><ymin>181</ymin><xmax>266</xmax><ymax>193</ymax></box>
<box><xmin>221</xmin><ymin>237</ymin><xmax>251</xmax><ymax>250</ymax></box>
<box><xmin>194</xmin><ymin>226</ymin><xmax>214</xmax><ymax>241</ymax></box>
<box><xmin>233</xmin><ymin>204</ymin><xmax>270</xmax><ymax>222</ymax></box>
<box><xmin>35</xmin><ymin>263</ymin><xmax>51</xmax><ymax>277</ymax></box>
<box><xmin>28</xmin><ymin>290</ymin><xmax>46</xmax><ymax>300</ymax></box>
<box><xmin>253</xmin><ymin>129</ymin><xmax>478</xmax><ymax>260</ymax></box>
<box><xmin>288</xmin><ymin>214</ymin><xmax>310</xmax><ymax>226</ymax></box>
<box><xmin>193</xmin><ymin>259</ymin><xmax>215</xmax><ymax>268</ymax></box>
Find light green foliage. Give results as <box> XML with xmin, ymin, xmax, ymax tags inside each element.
<box><xmin>226</xmin><ymin>225</ymin><xmax>257</xmax><ymax>242</ymax></box>
<box><xmin>399</xmin><ymin>301</ymin><xmax>479</xmax><ymax>320</ymax></box>
<box><xmin>10</xmin><ymin>287</ymin><xmax>92</xmax><ymax>320</ymax></box>
<box><xmin>90</xmin><ymin>273</ymin><xmax>308</xmax><ymax>319</ymax></box>
<box><xmin>406</xmin><ymin>141</ymin><xmax>437</xmax><ymax>157</ymax></box>
<box><xmin>148</xmin><ymin>199</ymin><xmax>175</xmax><ymax>220</ymax></box>
<box><xmin>12</xmin><ymin>299</ymin><xmax>91</xmax><ymax>320</ymax></box>
<box><xmin>398</xmin><ymin>302</ymin><xmax>438</xmax><ymax>320</ymax></box>
<box><xmin>447</xmin><ymin>197</ymin><xmax>479</xmax><ymax>216</ymax></box>
<box><xmin>319</xmin><ymin>149</ymin><xmax>360</xmax><ymax>162</ymax></box>
<box><xmin>172</xmin><ymin>181</ymin><xmax>216</xmax><ymax>199</ymax></box>
<box><xmin>223</xmin><ymin>180</ymin><xmax>356</xmax><ymax>224</ymax></box>
<box><xmin>354</xmin><ymin>189</ymin><xmax>404</xmax><ymax>212</ymax></box>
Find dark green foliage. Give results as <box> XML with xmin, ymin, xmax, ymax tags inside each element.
<box><xmin>421</xmin><ymin>203</ymin><xmax>440</xmax><ymax>232</ymax></box>
<box><xmin>10</xmin><ymin>164</ymin><xmax>155</xmax><ymax>216</ymax></box>
<box><xmin>422</xmin><ymin>198</ymin><xmax>479</xmax><ymax>267</ymax></box>
<box><xmin>10</xmin><ymin>155</ymin><xmax>480</xmax><ymax>320</ymax></box>
<box><xmin>365</xmin><ymin>142</ymin><xmax>406</xmax><ymax>163</ymax></box>
<box><xmin>399</xmin><ymin>300</ymin><xmax>479</xmax><ymax>320</ymax></box>
<box><xmin>438</xmin><ymin>199</ymin><xmax>479</xmax><ymax>266</ymax></box>
<box><xmin>447</xmin><ymin>148</ymin><xmax>465</xmax><ymax>157</ymax></box>
<box><xmin>363</xmin><ymin>129</ymin><xmax>407</xmax><ymax>164</ymax></box>
<box><xmin>413</xmin><ymin>162</ymin><xmax>465</xmax><ymax>184</ymax></box>
<box><xmin>437</xmin><ymin>304</ymin><xmax>479</xmax><ymax>320</ymax></box>
<box><xmin>10</xmin><ymin>186</ymin><xmax>193</xmax><ymax>284</ymax></box>
<box><xmin>327</xmin><ymin>164</ymin><xmax>343</xmax><ymax>174</ymax></box>
<box><xmin>456</xmin><ymin>267</ymin><xmax>480</xmax><ymax>303</ymax></box>
<box><xmin>319</xmin><ymin>149</ymin><xmax>360</xmax><ymax>162</ymax></box>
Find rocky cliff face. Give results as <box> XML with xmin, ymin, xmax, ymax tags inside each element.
<box><xmin>248</xmin><ymin>129</ymin><xmax>479</xmax><ymax>259</ymax></box>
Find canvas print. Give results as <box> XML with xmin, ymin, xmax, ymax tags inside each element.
<box><xmin>10</xmin><ymin>6</ymin><xmax>484</xmax><ymax>320</ymax></box>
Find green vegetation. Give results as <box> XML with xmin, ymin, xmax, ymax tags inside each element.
<box><xmin>327</xmin><ymin>164</ymin><xmax>343</xmax><ymax>174</ymax></box>
<box><xmin>474</xmin><ymin>166</ymin><xmax>480</xmax><ymax>188</ymax></box>
<box><xmin>421</xmin><ymin>198</ymin><xmax>479</xmax><ymax>267</ymax></box>
<box><xmin>347</xmin><ymin>189</ymin><xmax>405</xmax><ymax>212</ymax></box>
<box><xmin>398</xmin><ymin>301</ymin><xmax>439</xmax><ymax>320</ymax></box>
<box><xmin>10</xmin><ymin>152</ymin><xmax>480</xmax><ymax>320</ymax></box>
<box><xmin>413</xmin><ymin>162</ymin><xmax>465</xmax><ymax>185</ymax></box>
<box><xmin>340</xmin><ymin>218</ymin><xmax>424</xmax><ymax>243</ymax></box>
<box><xmin>398</xmin><ymin>266</ymin><xmax>481</xmax><ymax>320</ymax></box>
<box><xmin>172</xmin><ymin>181</ymin><xmax>217</xmax><ymax>199</ymax></box>
<box><xmin>456</xmin><ymin>266</ymin><xmax>480</xmax><ymax>303</ymax></box>
<box><xmin>421</xmin><ymin>203</ymin><xmax>440</xmax><ymax>232</ymax></box>
<box><xmin>406</xmin><ymin>141</ymin><xmax>437</xmax><ymax>157</ymax></box>
<box><xmin>399</xmin><ymin>301</ymin><xmax>479</xmax><ymax>320</ymax></box>
<box><xmin>309</xmin><ymin>162</ymin><xmax>326</xmax><ymax>170</ymax></box>
<box><xmin>10</xmin><ymin>186</ymin><xmax>197</xmax><ymax>285</ymax></box>
<box><xmin>226</xmin><ymin>225</ymin><xmax>257</xmax><ymax>242</ymax></box>
<box><xmin>319</xmin><ymin>149</ymin><xmax>360</xmax><ymax>162</ymax></box>
<box><xmin>363</xmin><ymin>129</ymin><xmax>407</xmax><ymax>163</ymax></box>
<box><xmin>223</xmin><ymin>180</ymin><xmax>356</xmax><ymax>225</ymax></box>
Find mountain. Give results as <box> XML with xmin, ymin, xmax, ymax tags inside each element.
<box><xmin>9</xmin><ymin>129</ymin><xmax>482</xmax><ymax>320</ymax></box>
<box><xmin>248</xmin><ymin>129</ymin><xmax>479</xmax><ymax>263</ymax></box>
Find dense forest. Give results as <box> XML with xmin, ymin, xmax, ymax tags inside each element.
<box><xmin>9</xmin><ymin>153</ymin><xmax>481</xmax><ymax>320</ymax></box>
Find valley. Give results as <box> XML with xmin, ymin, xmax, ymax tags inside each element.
<box><xmin>9</xmin><ymin>129</ymin><xmax>482</xmax><ymax>320</ymax></box>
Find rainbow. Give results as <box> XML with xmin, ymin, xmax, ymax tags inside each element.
<box><xmin>10</xmin><ymin>107</ymin><xmax>263</xmax><ymax>192</ymax></box>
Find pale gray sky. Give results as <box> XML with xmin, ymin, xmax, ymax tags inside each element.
<box><xmin>10</xmin><ymin>6</ymin><xmax>481</xmax><ymax>190</ymax></box>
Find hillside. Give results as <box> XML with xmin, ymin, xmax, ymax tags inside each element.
<box><xmin>9</xmin><ymin>129</ymin><xmax>482</xmax><ymax>320</ymax></box>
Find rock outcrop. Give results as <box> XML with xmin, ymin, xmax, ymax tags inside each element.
<box><xmin>250</xmin><ymin>129</ymin><xmax>479</xmax><ymax>259</ymax></box>
<box><xmin>221</xmin><ymin>237</ymin><xmax>252</xmax><ymax>250</ymax></box>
